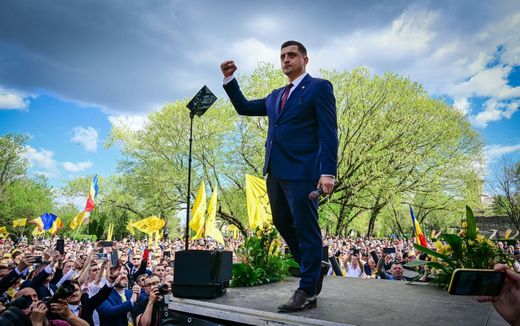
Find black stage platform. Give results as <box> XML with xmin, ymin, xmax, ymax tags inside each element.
<box><xmin>168</xmin><ymin>276</ymin><xmax>508</xmax><ymax>325</ymax></box>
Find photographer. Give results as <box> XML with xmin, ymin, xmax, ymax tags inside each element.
<box><xmin>133</xmin><ymin>274</ymin><xmax>164</xmax><ymax>326</ymax></box>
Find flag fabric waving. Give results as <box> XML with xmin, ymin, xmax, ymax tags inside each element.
<box><xmin>30</xmin><ymin>213</ymin><xmax>58</xmax><ymax>231</ymax></box>
<box><xmin>49</xmin><ymin>218</ymin><xmax>63</xmax><ymax>235</ymax></box>
<box><xmin>205</xmin><ymin>186</ymin><xmax>224</xmax><ymax>244</ymax></box>
<box><xmin>12</xmin><ymin>218</ymin><xmax>27</xmax><ymax>228</ymax></box>
<box><xmin>70</xmin><ymin>211</ymin><xmax>89</xmax><ymax>230</ymax></box>
<box><xmin>189</xmin><ymin>182</ymin><xmax>207</xmax><ymax>239</ymax></box>
<box><xmin>85</xmin><ymin>175</ymin><xmax>99</xmax><ymax>212</ymax></box>
<box><xmin>409</xmin><ymin>205</ymin><xmax>428</xmax><ymax>247</ymax></box>
<box><xmin>245</xmin><ymin>174</ymin><xmax>272</xmax><ymax>229</ymax></box>
<box><xmin>227</xmin><ymin>224</ymin><xmax>239</xmax><ymax>239</ymax></box>
<box><xmin>130</xmin><ymin>216</ymin><xmax>165</xmax><ymax>235</ymax></box>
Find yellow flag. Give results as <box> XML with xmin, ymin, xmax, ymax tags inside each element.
<box><xmin>13</xmin><ymin>218</ymin><xmax>27</xmax><ymax>228</ymax></box>
<box><xmin>245</xmin><ymin>174</ymin><xmax>272</xmax><ymax>229</ymax></box>
<box><xmin>70</xmin><ymin>211</ymin><xmax>87</xmax><ymax>230</ymax></box>
<box><xmin>228</xmin><ymin>224</ymin><xmax>239</xmax><ymax>239</ymax></box>
<box><xmin>32</xmin><ymin>226</ymin><xmax>43</xmax><ymax>236</ymax></box>
<box><xmin>107</xmin><ymin>223</ymin><xmax>114</xmax><ymax>240</ymax></box>
<box><xmin>126</xmin><ymin>222</ymin><xmax>135</xmax><ymax>235</ymax></box>
<box><xmin>505</xmin><ymin>229</ymin><xmax>512</xmax><ymax>240</ymax></box>
<box><xmin>189</xmin><ymin>182</ymin><xmax>207</xmax><ymax>239</ymax></box>
<box><xmin>0</xmin><ymin>226</ymin><xmax>7</xmax><ymax>234</ymax></box>
<box><xmin>205</xmin><ymin>186</ymin><xmax>224</xmax><ymax>244</ymax></box>
<box><xmin>130</xmin><ymin>216</ymin><xmax>165</xmax><ymax>235</ymax></box>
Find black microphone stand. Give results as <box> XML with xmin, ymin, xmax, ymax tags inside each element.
<box><xmin>184</xmin><ymin>112</ymin><xmax>195</xmax><ymax>251</ymax></box>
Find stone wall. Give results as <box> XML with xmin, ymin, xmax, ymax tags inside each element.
<box><xmin>475</xmin><ymin>215</ymin><xmax>518</xmax><ymax>239</ymax></box>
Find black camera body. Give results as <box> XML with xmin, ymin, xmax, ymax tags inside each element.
<box><xmin>157</xmin><ymin>284</ymin><xmax>170</xmax><ymax>295</ymax></box>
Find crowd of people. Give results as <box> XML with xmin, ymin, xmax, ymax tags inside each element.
<box><xmin>0</xmin><ymin>235</ymin><xmax>518</xmax><ymax>325</ymax></box>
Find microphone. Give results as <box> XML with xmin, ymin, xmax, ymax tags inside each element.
<box><xmin>308</xmin><ymin>188</ymin><xmax>324</xmax><ymax>201</ymax></box>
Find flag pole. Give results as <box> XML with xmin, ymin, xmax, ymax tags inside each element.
<box><xmin>73</xmin><ymin>217</ymin><xmax>84</xmax><ymax>241</ymax></box>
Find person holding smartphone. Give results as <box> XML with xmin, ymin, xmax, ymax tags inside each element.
<box><xmin>477</xmin><ymin>264</ymin><xmax>520</xmax><ymax>325</ymax></box>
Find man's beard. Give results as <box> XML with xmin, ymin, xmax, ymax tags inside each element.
<box><xmin>115</xmin><ymin>282</ymin><xmax>127</xmax><ymax>288</ymax></box>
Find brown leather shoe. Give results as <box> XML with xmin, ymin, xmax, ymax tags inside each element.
<box><xmin>316</xmin><ymin>260</ymin><xmax>331</xmax><ymax>296</ymax></box>
<box><xmin>278</xmin><ymin>289</ymin><xmax>317</xmax><ymax>313</ymax></box>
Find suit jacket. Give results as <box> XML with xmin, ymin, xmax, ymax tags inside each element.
<box><xmin>97</xmin><ymin>288</ymin><xmax>135</xmax><ymax>326</ymax></box>
<box><xmin>224</xmin><ymin>74</ymin><xmax>338</xmax><ymax>180</ymax></box>
<box><xmin>27</xmin><ymin>268</ymin><xmax>57</xmax><ymax>299</ymax></box>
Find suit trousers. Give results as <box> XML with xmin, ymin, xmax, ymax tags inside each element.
<box><xmin>266</xmin><ymin>175</ymin><xmax>322</xmax><ymax>296</ymax></box>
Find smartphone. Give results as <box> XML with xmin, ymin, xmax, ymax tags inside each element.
<box><xmin>33</xmin><ymin>256</ymin><xmax>43</xmax><ymax>264</ymax></box>
<box><xmin>56</xmin><ymin>239</ymin><xmax>65</xmax><ymax>255</ymax></box>
<box><xmin>96</xmin><ymin>253</ymin><xmax>108</xmax><ymax>260</ymax></box>
<box><xmin>111</xmin><ymin>251</ymin><xmax>119</xmax><ymax>268</ymax></box>
<box><xmin>448</xmin><ymin>268</ymin><xmax>505</xmax><ymax>296</ymax></box>
<box><xmin>383</xmin><ymin>247</ymin><xmax>396</xmax><ymax>254</ymax></box>
<box><xmin>100</xmin><ymin>241</ymin><xmax>113</xmax><ymax>247</ymax></box>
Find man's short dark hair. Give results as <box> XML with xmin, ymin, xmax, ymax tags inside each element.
<box><xmin>281</xmin><ymin>40</ymin><xmax>307</xmax><ymax>56</ymax></box>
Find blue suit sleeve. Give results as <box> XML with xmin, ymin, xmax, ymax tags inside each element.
<box><xmin>96</xmin><ymin>294</ymin><xmax>133</xmax><ymax>317</ymax></box>
<box><xmin>223</xmin><ymin>78</ymin><xmax>267</xmax><ymax>116</ymax></box>
<box><xmin>315</xmin><ymin>80</ymin><xmax>338</xmax><ymax>176</ymax></box>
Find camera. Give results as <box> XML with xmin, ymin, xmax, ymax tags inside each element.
<box><xmin>44</xmin><ymin>281</ymin><xmax>76</xmax><ymax>307</ymax></box>
<box><xmin>156</xmin><ymin>284</ymin><xmax>170</xmax><ymax>295</ymax></box>
<box><xmin>8</xmin><ymin>295</ymin><xmax>32</xmax><ymax>310</ymax></box>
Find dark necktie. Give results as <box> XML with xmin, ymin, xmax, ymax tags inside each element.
<box><xmin>280</xmin><ymin>83</ymin><xmax>293</xmax><ymax>111</ymax></box>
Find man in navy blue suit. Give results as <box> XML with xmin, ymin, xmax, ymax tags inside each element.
<box><xmin>221</xmin><ymin>40</ymin><xmax>338</xmax><ymax>312</ymax></box>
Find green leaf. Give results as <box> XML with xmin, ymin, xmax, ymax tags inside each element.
<box><xmin>466</xmin><ymin>206</ymin><xmax>477</xmax><ymax>240</ymax></box>
<box><xmin>413</xmin><ymin>243</ymin><xmax>456</xmax><ymax>267</ymax></box>
<box><xmin>404</xmin><ymin>259</ymin><xmax>429</xmax><ymax>267</ymax></box>
<box><xmin>440</xmin><ymin>233</ymin><xmax>463</xmax><ymax>261</ymax></box>
<box><xmin>426</xmin><ymin>261</ymin><xmax>449</xmax><ymax>271</ymax></box>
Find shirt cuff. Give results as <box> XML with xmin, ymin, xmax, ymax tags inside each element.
<box><xmin>223</xmin><ymin>76</ymin><xmax>234</xmax><ymax>85</ymax></box>
<box><xmin>44</xmin><ymin>265</ymin><xmax>53</xmax><ymax>274</ymax></box>
<box><xmin>321</xmin><ymin>174</ymin><xmax>335</xmax><ymax>179</ymax></box>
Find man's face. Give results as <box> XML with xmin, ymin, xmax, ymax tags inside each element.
<box><xmin>63</xmin><ymin>261</ymin><xmax>74</xmax><ymax>274</ymax></box>
<box><xmin>131</xmin><ymin>255</ymin><xmax>141</xmax><ymax>266</ymax></box>
<box><xmin>280</xmin><ymin>45</ymin><xmax>308</xmax><ymax>79</ymax></box>
<box><xmin>391</xmin><ymin>263</ymin><xmax>404</xmax><ymax>280</ymax></box>
<box><xmin>116</xmin><ymin>275</ymin><xmax>129</xmax><ymax>288</ymax></box>
<box><xmin>66</xmin><ymin>284</ymin><xmax>82</xmax><ymax>304</ymax></box>
<box><xmin>154</xmin><ymin>265</ymin><xmax>165</xmax><ymax>278</ymax></box>
<box><xmin>144</xmin><ymin>276</ymin><xmax>160</xmax><ymax>295</ymax></box>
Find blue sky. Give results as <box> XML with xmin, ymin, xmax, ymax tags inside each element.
<box><xmin>0</xmin><ymin>0</ymin><xmax>519</xmax><ymax>195</ymax></box>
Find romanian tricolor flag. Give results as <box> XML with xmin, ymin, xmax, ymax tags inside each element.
<box><xmin>49</xmin><ymin>218</ymin><xmax>64</xmax><ymax>235</ymax></box>
<box><xmin>410</xmin><ymin>206</ymin><xmax>428</xmax><ymax>247</ymax></box>
<box><xmin>30</xmin><ymin>213</ymin><xmax>58</xmax><ymax>231</ymax></box>
<box><xmin>85</xmin><ymin>175</ymin><xmax>99</xmax><ymax>212</ymax></box>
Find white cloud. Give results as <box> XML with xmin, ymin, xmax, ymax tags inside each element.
<box><xmin>453</xmin><ymin>97</ymin><xmax>470</xmax><ymax>115</ymax></box>
<box><xmin>71</xmin><ymin>127</ymin><xmax>98</xmax><ymax>152</ymax></box>
<box><xmin>473</xmin><ymin>99</ymin><xmax>519</xmax><ymax>127</ymax></box>
<box><xmin>62</xmin><ymin>161</ymin><xmax>93</xmax><ymax>172</ymax></box>
<box><xmin>22</xmin><ymin>145</ymin><xmax>59</xmax><ymax>177</ymax></box>
<box><xmin>230</xmin><ymin>38</ymin><xmax>279</xmax><ymax>72</ymax></box>
<box><xmin>108</xmin><ymin>114</ymin><xmax>149</xmax><ymax>132</ymax></box>
<box><xmin>0</xmin><ymin>88</ymin><xmax>28</xmax><ymax>110</ymax></box>
<box><xmin>451</xmin><ymin>65</ymin><xmax>520</xmax><ymax>101</ymax></box>
<box><xmin>484</xmin><ymin>143</ymin><xmax>520</xmax><ymax>160</ymax></box>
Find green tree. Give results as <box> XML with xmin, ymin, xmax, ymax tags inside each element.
<box><xmin>0</xmin><ymin>134</ymin><xmax>30</xmax><ymax>204</ymax></box>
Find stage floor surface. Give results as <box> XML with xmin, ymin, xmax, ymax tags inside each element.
<box><xmin>168</xmin><ymin>276</ymin><xmax>508</xmax><ymax>325</ymax></box>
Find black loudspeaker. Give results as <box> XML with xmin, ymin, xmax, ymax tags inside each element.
<box><xmin>173</xmin><ymin>250</ymin><xmax>232</xmax><ymax>299</ymax></box>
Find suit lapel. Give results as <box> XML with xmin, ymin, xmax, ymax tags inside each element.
<box><xmin>276</xmin><ymin>74</ymin><xmax>312</xmax><ymax>122</ymax></box>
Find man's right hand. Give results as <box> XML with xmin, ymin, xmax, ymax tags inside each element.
<box><xmin>220</xmin><ymin>60</ymin><xmax>237</xmax><ymax>77</ymax></box>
